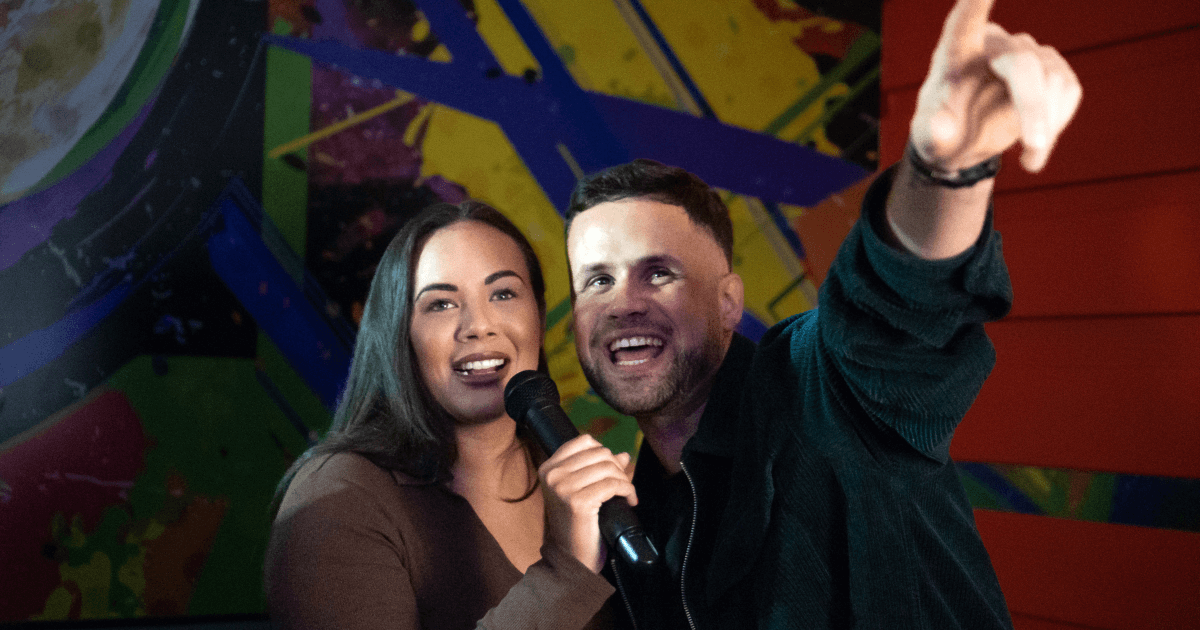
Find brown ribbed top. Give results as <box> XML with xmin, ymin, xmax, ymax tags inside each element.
<box><xmin>265</xmin><ymin>452</ymin><xmax>614</xmax><ymax>630</ymax></box>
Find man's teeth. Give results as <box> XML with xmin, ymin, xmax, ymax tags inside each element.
<box><xmin>459</xmin><ymin>358</ymin><xmax>505</xmax><ymax>372</ymax></box>
<box><xmin>608</xmin><ymin>336</ymin><xmax>664</xmax><ymax>352</ymax></box>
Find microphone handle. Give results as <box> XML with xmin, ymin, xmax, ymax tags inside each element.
<box><xmin>525</xmin><ymin>402</ymin><xmax>659</xmax><ymax>569</ymax></box>
<box><xmin>526</xmin><ymin>401</ymin><xmax>579</xmax><ymax>454</ymax></box>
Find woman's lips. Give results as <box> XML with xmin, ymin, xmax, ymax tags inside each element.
<box><xmin>452</xmin><ymin>352</ymin><xmax>510</xmax><ymax>385</ymax></box>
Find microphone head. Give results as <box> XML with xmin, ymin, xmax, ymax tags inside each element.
<box><xmin>503</xmin><ymin>370</ymin><xmax>561</xmax><ymax>422</ymax></box>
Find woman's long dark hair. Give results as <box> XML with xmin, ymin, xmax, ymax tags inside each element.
<box><xmin>273</xmin><ymin>200</ymin><xmax>550</xmax><ymax>512</ymax></box>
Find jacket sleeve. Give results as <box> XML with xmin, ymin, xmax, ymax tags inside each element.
<box><xmin>808</xmin><ymin>165</ymin><xmax>1013</xmax><ymax>460</ymax></box>
<box><xmin>264</xmin><ymin>457</ymin><xmax>614</xmax><ymax>630</ymax></box>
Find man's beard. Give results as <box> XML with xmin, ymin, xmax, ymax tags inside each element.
<box><xmin>580</xmin><ymin>318</ymin><xmax>726</xmax><ymax>419</ymax></box>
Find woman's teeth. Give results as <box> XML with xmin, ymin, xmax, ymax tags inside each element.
<box><xmin>457</xmin><ymin>358</ymin><xmax>505</xmax><ymax>374</ymax></box>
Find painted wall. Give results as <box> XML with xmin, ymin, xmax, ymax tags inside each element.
<box><xmin>0</xmin><ymin>0</ymin><xmax>881</xmax><ymax>621</ymax></box>
<box><xmin>881</xmin><ymin>0</ymin><xmax>1200</xmax><ymax>628</ymax></box>
<box><xmin>12</xmin><ymin>0</ymin><xmax>1194</xmax><ymax>626</ymax></box>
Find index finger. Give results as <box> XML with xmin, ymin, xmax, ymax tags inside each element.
<box><xmin>936</xmin><ymin>0</ymin><xmax>998</xmax><ymax>61</ymax></box>
<box><xmin>541</xmin><ymin>433</ymin><xmax>603</xmax><ymax>466</ymax></box>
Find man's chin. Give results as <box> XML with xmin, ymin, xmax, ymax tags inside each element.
<box><xmin>597</xmin><ymin>379</ymin><xmax>672</xmax><ymax>417</ymax></box>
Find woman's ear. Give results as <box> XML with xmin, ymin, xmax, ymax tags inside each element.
<box><xmin>718</xmin><ymin>272</ymin><xmax>745</xmax><ymax>333</ymax></box>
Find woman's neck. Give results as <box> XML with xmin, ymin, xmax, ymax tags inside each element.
<box><xmin>449</xmin><ymin>417</ymin><xmax>531</xmax><ymax>499</ymax></box>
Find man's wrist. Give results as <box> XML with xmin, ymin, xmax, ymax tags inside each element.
<box><xmin>906</xmin><ymin>142</ymin><xmax>1002</xmax><ymax>189</ymax></box>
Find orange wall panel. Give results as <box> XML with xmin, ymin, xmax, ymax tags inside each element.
<box><xmin>975</xmin><ymin>510</ymin><xmax>1200</xmax><ymax>630</ymax></box>
<box><xmin>881</xmin><ymin>30</ymin><xmax>1200</xmax><ymax>187</ymax></box>
<box><xmin>1011</xmin><ymin>613</ymin><xmax>1106</xmax><ymax>630</ymax></box>
<box><xmin>953</xmin><ymin>316</ymin><xmax>1200</xmax><ymax>477</ymax></box>
<box><xmin>882</xmin><ymin>0</ymin><xmax>1200</xmax><ymax>91</ymax></box>
<box><xmin>993</xmin><ymin>170</ymin><xmax>1200</xmax><ymax>318</ymax></box>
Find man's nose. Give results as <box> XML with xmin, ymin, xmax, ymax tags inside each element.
<box><xmin>607</xmin><ymin>279</ymin><xmax>651</xmax><ymax>320</ymax></box>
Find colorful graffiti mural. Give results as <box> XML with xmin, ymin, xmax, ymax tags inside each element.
<box><xmin>5</xmin><ymin>0</ymin><xmax>1189</xmax><ymax>624</ymax></box>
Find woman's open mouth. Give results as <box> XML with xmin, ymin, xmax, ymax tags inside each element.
<box><xmin>451</xmin><ymin>354</ymin><xmax>510</xmax><ymax>384</ymax></box>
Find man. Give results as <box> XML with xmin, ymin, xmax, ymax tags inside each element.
<box><xmin>560</xmin><ymin>0</ymin><xmax>1081</xmax><ymax>627</ymax></box>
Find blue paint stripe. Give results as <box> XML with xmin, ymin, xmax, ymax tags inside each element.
<box><xmin>736</xmin><ymin>310</ymin><xmax>769</xmax><ymax>343</ymax></box>
<box><xmin>262</xmin><ymin>33</ymin><xmax>619</xmax><ymax>210</ymax></box>
<box><xmin>411</xmin><ymin>0</ymin><xmax>500</xmax><ymax>73</ymax></box>
<box><xmin>264</xmin><ymin>33</ymin><xmax>863</xmax><ymax>209</ymax></box>
<box><xmin>206</xmin><ymin>195</ymin><xmax>351</xmax><ymax>410</ymax></box>
<box><xmin>589</xmin><ymin>93</ymin><xmax>867</xmax><ymax>206</ymax></box>
<box><xmin>0</xmin><ymin>282</ymin><xmax>132</xmax><ymax>387</ymax></box>
<box><xmin>957</xmin><ymin>462</ymin><xmax>1045</xmax><ymax>516</ymax></box>
<box><xmin>1109</xmin><ymin>474</ymin><xmax>1200</xmax><ymax>531</ymax></box>
<box><xmin>263</xmin><ymin>35</ymin><xmax>503</xmax><ymax>121</ymax></box>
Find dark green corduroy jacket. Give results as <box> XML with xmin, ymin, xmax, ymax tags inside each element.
<box><xmin>609</xmin><ymin>167</ymin><xmax>1015</xmax><ymax>630</ymax></box>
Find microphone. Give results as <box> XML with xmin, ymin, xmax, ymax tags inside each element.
<box><xmin>504</xmin><ymin>370</ymin><xmax>659</xmax><ymax>569</ymax></box>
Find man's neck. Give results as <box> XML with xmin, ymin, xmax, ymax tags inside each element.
<box><xmin>638</xmin><ymin>402</ymin><xmax>707</xmax><ymax>475</ymax></box>
<box><xmin>637</xmin><ymin>333</ymin><xmax>733</xmax><ymax>475</ymax></box>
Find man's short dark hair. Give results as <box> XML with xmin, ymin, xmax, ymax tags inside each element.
<box><xmin>565</xmin><ymin>159</ymin><xmax>734</xmax><ymax>267</ymax></box>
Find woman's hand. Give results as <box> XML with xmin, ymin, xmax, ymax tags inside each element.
<box><xmin>538</xmin><ymin>434</ymin><xmax>637</xmax><ymax>573</ymax></box>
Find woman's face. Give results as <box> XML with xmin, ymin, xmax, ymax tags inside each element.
<box><xmin>409</xmin><ymin>221</ymin><xmax>543</xmax><ymax>425</ymax></box>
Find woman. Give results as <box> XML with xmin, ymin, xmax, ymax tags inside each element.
<box><xmin>265</xmin><ymin>201</ymin><xmax>636</xmax><ymax>629</ymax></box>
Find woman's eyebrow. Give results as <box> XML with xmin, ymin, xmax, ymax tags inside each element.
<box><xmin>484</xmin><ymin>270</ymin><xmax>523</xmax><ymax>285</ymax></box>
<box><xmin>415</xmin><ymin>283</ymin><xmax>457</xmax><ymax>301</ymax></box>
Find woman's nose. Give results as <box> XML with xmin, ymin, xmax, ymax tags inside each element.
<box><xmin>457</xmin><ymin>303</ymin><xmax>498</xmax><ymax>340</ymax></box>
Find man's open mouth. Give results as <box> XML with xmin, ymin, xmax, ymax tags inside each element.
<box><xmin>608</xmin><ymin>336</ymin><xmax>665</xmax><ymax>366</ymax></box>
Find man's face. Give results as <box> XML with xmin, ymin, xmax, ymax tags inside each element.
<box><xmin>567</xmin><ymin>199</ymin><xmax>742</xmax><ymax>419</ymax></box>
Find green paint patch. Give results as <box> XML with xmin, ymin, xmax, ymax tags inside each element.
<box><xmin>255</xmin><ymin>331</ymin><xmax>334</xmax><ymax>444</ymax></box>
<box><xmin>105</xmin><ymin>354</ymin><xmax>315</xmax><ymax>614</ymax></box>
<box><xmin>1078</xmin><ymin>472</ymin><xmax>1116</xmax><ymax>522</ymax></box>
<box><xmin>272</xmin><ymin>18</ymin><xmax>294</xmax><ymax>36</ymax></box>
<box><xmin>959</xmin><ymin>470</ymin><xmax>1010</xmax><ymax>512</ymax></box>
<box><xmin>545</xmin><ymin>297</ymin><xmax>572</xmax><ymax>330</ymax></box>
<box><xmin>564</xmin><ymin>391</ymin><xmax>639</xmax><ymax>457</ymax></box>
<box><xmin>556</xmin><ymin>44</ymin><xmax>576</xmax><ymax>67</ymax></box>
<box><xmin>263</xmin><ymin>42</ymin><xmax>312</xmax><ymax>258</ymax></box>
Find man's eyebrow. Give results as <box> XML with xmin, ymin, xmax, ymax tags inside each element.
<box><xmin>638</xmin><ymin>254</ymin><xmax>682</xmax><ymax>268</ymax></box>
<box><xmin>484</xmin><ymin>270</ymin><xmax>523</xmax><ymax>285</ymax></box>
<box><xmin>415</xmin><ymin>283</ymin><xmax>457</xmax><ymax>301</ymax></box>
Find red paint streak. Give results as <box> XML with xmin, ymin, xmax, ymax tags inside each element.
<box><xmin>268</xmin><ymin>0</ymin><xmax>316</xmax><ymax>37</ymax></box>
<box><xmin>752</xmin><ymin>0</ymin><xmax>867</xmax><ymax>59</ymax></box>
<box><xmin>0</xmin><ymin>390</ymin><xmax>148</xmax><ymax>621</ymax></box>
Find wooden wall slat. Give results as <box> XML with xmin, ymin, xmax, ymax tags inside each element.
<box><xmin>880</xmin><ymin>30</ymin><xmax>1200</xmax><ymax>187</ymax></box>
<box><xmin>975</xmin><ymin>510</ymin><xmax>1200</xmax><ymax>630</ymax></box>
<box><xmin>993</xmin><ymin>170</ymin><xmax>1200</xmax><ymax>318</ymax></box>
<box><xmin>1011</xmin><ymin>614</ymin><xmax>1106</xmax><ymax>630</ymax></box>
<box><xmin>952</xmin><ymin>316</ymin><xmax>1200</xmax><ymax>477</ymax></box>
<box><xmin>882</xmin><ymin>0</ymin><xmax>1200</xmax><ymax>91</ymax></box>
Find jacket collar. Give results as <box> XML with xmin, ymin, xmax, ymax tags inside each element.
<box><xmin>685</xmin><ymin>332</ymin><xmax>757</xmax><ymax>459</ymax></box>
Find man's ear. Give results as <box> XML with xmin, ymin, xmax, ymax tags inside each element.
<box><xmin>718</xmin><ymin>272</ymin><xmax>745</xmax><ymax>332</ymax></box>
